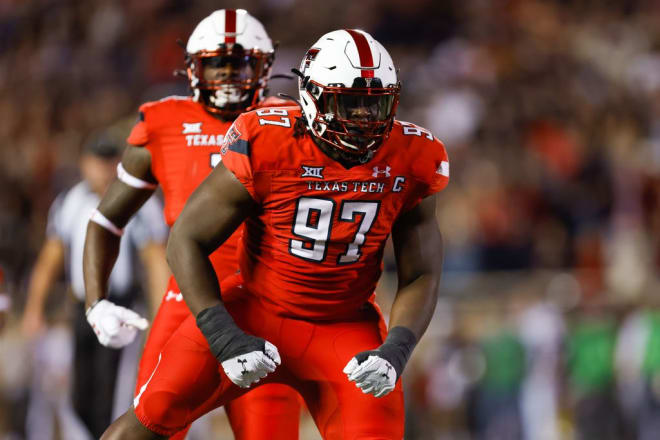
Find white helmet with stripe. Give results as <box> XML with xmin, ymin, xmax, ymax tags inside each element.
<box><xmin>298</xmin><ymin>29</ymin><xmax>400</xmax><ymax>158</ymax></box>
<box><xmin>186</xmin><ymin>9</ymin><xmax>275</xmax><ymax>118</ymax></box>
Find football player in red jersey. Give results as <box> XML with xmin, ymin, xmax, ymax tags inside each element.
<box><xmin>83</xmin><ymin>9</ymin><xmax>301</xmax><ymax>440</ymax></box>
<box><xmin>101</xmin><ymin>29</ymin><xmax>449</xmax><ymax>440</ymax></box>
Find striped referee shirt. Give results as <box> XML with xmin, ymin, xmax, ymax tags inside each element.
<box><xmin>46</xmin><ymin>181</ymin><xmax>168</xmax><ymax>301</ymax></box>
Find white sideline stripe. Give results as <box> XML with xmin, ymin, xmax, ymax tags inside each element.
<box><xmin>134</xmin><ymin>353</ymin><xmax>162</xmax><ymax>408</ymax></box>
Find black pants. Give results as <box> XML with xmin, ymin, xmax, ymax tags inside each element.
<box><xmin>574</xmin><ymin>390</ymin><xmax>622</xmax><ymax>440</ymax></box>
<box><xmin>639</xmin><ymin>377</ymin><xmax>660</xmax><ymax>440</ymax></box>
<box><xmin>71</xmin><ymin>297</ymin><xmax>131</xmax><ymax>439</ymax></box>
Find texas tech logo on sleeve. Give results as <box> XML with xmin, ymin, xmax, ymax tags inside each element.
<box><xmin>221</xmin><ymin>124</ymin><xmax>242</xmax><ymax>155</ymax></box>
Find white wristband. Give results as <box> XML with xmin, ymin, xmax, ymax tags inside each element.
<box><xmin>117</xmin><ymin>163</ymin><xmax>158</xmax><ymax>190</ymax></box>
<box><xmin>0</xmin><ymin>293</ymin><xmax>10</xmax><ymax>312</ymax></box>
<box><xmin>90</xmin><ymin>209</ymin><xmax>124</xmax><ymax>237</ymax></box>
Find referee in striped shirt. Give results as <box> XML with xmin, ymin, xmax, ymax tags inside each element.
<box><xmin>20</xmin><ymin>130</ymin><xmax>170</xmax><ymax>439</ymax></box>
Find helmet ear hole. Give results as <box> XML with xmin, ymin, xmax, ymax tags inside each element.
<box><xmin>305</xmin><ymin>82</ymin><xmax>322</xmax><ymax>98</ymax></box>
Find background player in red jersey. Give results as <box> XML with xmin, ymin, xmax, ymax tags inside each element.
<box><xmin>101</xmin><ymin>29</ymin><xmax>448</xmax><ymax>439</ymax></box>
<box><xmin>83</xmin><ymin>9</ymin><xmax>301</xmax><ymax>440</ymax></box>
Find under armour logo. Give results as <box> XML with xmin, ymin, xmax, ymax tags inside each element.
<box><xmin>381</xmin><ymin>363</ymin><xmax>393</xmax><ymax>378</ymax></box>
<box><xmin>301</xmin><ymin>165</ymin><xmax>324</xmax><ymax>179</ymax></box>
<box><xmin>182</xmin><ymin>122</ymin><xmax>202</xmax><ymax>134</ymax></box>
<box><xmin>372</xmin><ymin>166</ymin><xmax>391</xmax><ymax>177</ymax></box>
<box><xmin>165</xmin><ymin>290</ymin><xmax>183</xmax><ymax>302</ymax></box>
<box><xmin>436</xmin><ymin>161</ymin><xmax>449</xmax><ymax>177</ymax></box>
<box><xmin>237</xmin><ymin>358</ymin><xmax>248</xmax><ymax>375</ymax></box>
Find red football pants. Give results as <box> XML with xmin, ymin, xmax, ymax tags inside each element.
<box><xmin>133</xmin><ymin>280</ymin><xmax>404</xmax><ymax>439</ymax></box>
<box><xmin>135</xmin><ymin>276</ymin><xmax>302</xmax><ymax>439</ymax></box>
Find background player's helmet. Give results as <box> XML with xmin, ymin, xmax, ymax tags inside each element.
<box><xmin>186</xmin><ymin>9</ymin><xmax>275</xmax><ymax>118</ymax></box>
<box><xmin>298</xmin><ymin>29</ymin><xmax>400</xmax><ymax>158</ymax></box>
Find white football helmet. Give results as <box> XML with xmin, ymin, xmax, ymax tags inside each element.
<box><xmin>298</xmin><ymin>29</ymin><xmax>400</xmax><ymax>158</ymax></box>
<box><xmin>186</xmin><ymin>9</ymin><xmax>275</xmax><ymax>118</ymax></box>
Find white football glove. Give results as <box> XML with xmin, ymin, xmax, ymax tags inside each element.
<box><xmin>221</xmin><ymin>341</ymin><xmax>281</xmax><ymax>388</ymax></box>
<box><xmin>86</xmin><ymin>299</ymin><xmax>149</xmax><ymax>348</ymax></box>
<box><xmin>343</xmin><ymin>354</ymin><xmax>397</xmax><ymax>398</ymax></box>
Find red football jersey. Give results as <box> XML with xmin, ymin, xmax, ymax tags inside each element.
<box><xmin>128</xmin><ymin>96</ymin><xmax>231</xmax><ymax>225</ymax></box>
<box><xmin>126</xmin><ymin>96</ymin><xmax>289</xmax><ymax>279</ymax></box>
<box><xmin>220</xmin><ymin>107</ymin><xmax>449</xmax><ymax>320</ymax></box>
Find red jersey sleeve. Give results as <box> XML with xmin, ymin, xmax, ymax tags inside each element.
<box><xmin>423</xmin><ymin>137</ymin><xmax>450</xmax><ymax>197</ymax></box>
<box><xmin>220</xmin><ymin>113</ymin><xmax>257</xmax><ymax>199</ymax></box>
<box><xmin>398</xmin><ymin>124</ymin><xmax>450</xmax><ymax>212</ymax></box>
<box><xmin>127</xmin><ymin>108</ymin><xmax>149</xmax><ymax>146</ymax></box>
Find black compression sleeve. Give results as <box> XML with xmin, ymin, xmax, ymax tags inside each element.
<box><xmin>196</xmin><ymin>304</ymin><xmax>264</xmax><ymax>362</ymax></box>
<box><xmin>355</xmin><ymin>326</ymin><xmax>418</xmax><ymax>379</ymax></box>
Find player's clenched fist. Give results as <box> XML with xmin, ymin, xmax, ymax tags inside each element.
<box><xmin>86</xmin><ymin>299</ymin><xmax>149</xmax><ymax>348</ymax></box>
<box><xmin>221</xmin><ymin>341</ymin><xmax>280</xmax><ymax>388</ymax></box>
<box><xmin>196</xmin><ymin>304</ymin><xmax>281</xmax><ymax>388</ymax></box>
<box><xmin>343</xmin><ymin>354</ymin><xmax>397</xmax><ymax>397</ymax></box>
<box><xmin>343</xmin><ymin>326</ymin><xmax>418</xmax><ymax>398</ymax></box>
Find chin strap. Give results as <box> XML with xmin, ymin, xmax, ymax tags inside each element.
<box><xmin>336</xmin><ymin>136</ymin><xmax>375</xmax><ymax>162</ymax></box>
<box><xmin>358</xmin><ymin>150</ymin><xmax>374</xmax><ymax>164</ymax></box>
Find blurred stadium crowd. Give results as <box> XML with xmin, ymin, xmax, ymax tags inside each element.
<box><xmin>3</xmin><ymin>0</ymin><xmax>660</xmax><ymax>439</ymax></box>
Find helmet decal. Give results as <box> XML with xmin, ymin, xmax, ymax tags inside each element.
<box><xmin>224</xmin><ymin>9</ymin><xmax>237</xmax><ymax>44</ymax></box>
<box><xmin>345</xmin><ymin>29</ymin><xmax>375</xmax><ymax>77</ymax></box>
<box><xmin>303</xmin><ymin>48</ymin><xmax>320</xmax><ymax>70</ymax></box>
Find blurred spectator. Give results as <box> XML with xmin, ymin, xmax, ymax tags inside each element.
<box><xmin>636</xmin><ymin>306</ymin><xmax>660</xmax><ymax>440</ymax></box>
<box><xmin>565</xmin><ymin>300</ymin><xmax>622</xmax><ymax>440</ymax></box>
<box><xmin>467</xmin><ymin>319</ymin><xmax>525</xmax><ymax>440</ymax></box>
<box><xmin>517</xmin><ymin>292</ymin><xmax>565</xmax><ymax>440</ymax></box>
<box><xmin>615</xmin><ymin>302</ymin><xmax>648</xmax><ymax>439</ymax></box>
